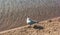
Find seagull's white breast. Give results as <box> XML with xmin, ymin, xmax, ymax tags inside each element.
<box><xmin>27</xmin><ymin>18</ymin><xmax>31</xmax><ymax>23</ymax></box>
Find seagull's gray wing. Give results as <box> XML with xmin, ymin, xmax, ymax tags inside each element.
<box><xmin>28</xmin><ymin>19</ymin><xmax>38</xmax><ymax>25</ymax></box>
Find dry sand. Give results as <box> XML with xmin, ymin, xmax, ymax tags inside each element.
<box><xmin>0</xmin><ymin>17</ymin><xmax>60</xmax><ymax>35</ymax></box>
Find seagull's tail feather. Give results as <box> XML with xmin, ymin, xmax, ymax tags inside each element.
<box><xmin>32</xmin><ymin>20</ymin><xmax>39</xmax><ymax>23</ymax></box>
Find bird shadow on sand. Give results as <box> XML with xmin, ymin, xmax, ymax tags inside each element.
<box><xmin>33</xmin><ymin>25</ymin><xmax>44</xmax><ymax>30</ymax></box>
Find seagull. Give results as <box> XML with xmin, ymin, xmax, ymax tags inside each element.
<box><xmin>27</xmin><ymin>17</ymin><xmax>38</xmax><ymax>27</ymax></box>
